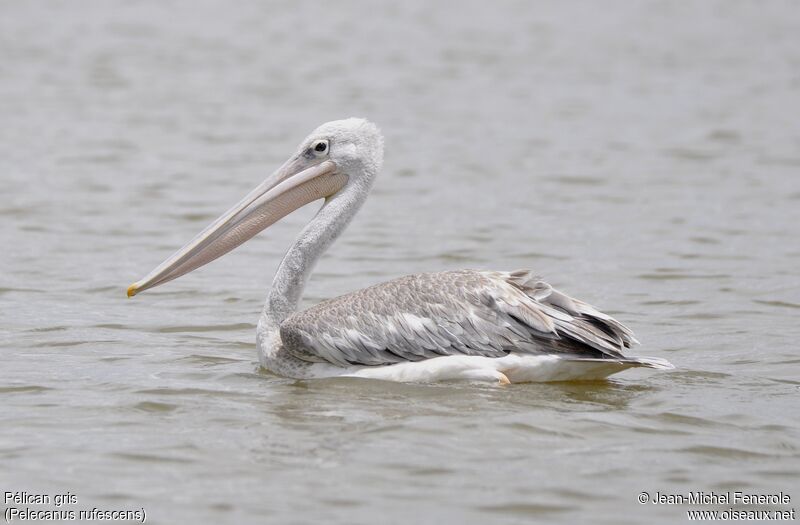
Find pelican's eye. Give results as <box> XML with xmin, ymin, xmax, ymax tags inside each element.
<box><xmin>311</xmin><ymin>140</ymin><xmax>328</xmax><ymax>155</ymax></box>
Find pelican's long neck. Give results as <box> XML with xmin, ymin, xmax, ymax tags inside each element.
<box><xmin>260</xmin><ymin>178</ymin><xmax>369</xmax><ymax>329</ymax></box>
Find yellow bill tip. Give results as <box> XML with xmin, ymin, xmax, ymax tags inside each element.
<box><xmin>127</xmin><ymin>283</ymin><xmax>139</xmax><ymax>298</ymax></box>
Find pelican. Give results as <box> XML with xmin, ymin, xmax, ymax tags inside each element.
<box><xmin>127</xmin><ymin>118</ymin><xmax>673</xmax><ymax>384</ymax></box>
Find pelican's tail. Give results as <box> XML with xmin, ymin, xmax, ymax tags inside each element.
<box><xmin>559</xmin><ymin>355</ymin><xmax>674</xmax><ymax>370</ymax></box>
<box><xmin>622</xmin><ymin>355</ymin><xmax>675</xmax><ymax>370</ymax></box>
<box><xmin>499</xmin><ymin>354</ymin><xmax>674</xmax><ymax>383</ymax></box>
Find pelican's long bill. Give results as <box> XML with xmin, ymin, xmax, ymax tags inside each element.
<box><xmin>127</xmin><ymin>158</ymin><xmax>346</xmax><ymax>297</ymax></box>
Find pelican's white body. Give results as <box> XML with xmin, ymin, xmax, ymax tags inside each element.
<box><xmin>257</xmin><ymin>317</ymin><xmax>672</xmax><ymax>384</ymax></box>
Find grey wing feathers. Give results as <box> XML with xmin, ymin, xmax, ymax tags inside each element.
<box><xmin>279</xmin><ymin>269</ymin><xmax>639</xmax><ymax>367</ymax></box>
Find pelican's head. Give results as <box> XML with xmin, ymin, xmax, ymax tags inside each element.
<box><xmin>127</xmin><ymin>118</ymin><xmax>383</xmax><ymax>297</ymax></box>
<box><xmin>305</xmin><ymin>118</ymin><xmax>384</xmax><ymax>184</ymax></box>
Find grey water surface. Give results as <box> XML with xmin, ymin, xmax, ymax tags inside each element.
<box><xmin>2</xmin><ymin>1</ymin><xmax>799</xmax><ymax>523</ymax></box>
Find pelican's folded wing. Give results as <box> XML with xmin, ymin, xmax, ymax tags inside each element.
<box><xmin>279</xmin><ymin>269</ymin><xmax>638</xmax><ymax>368</ymax></box>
